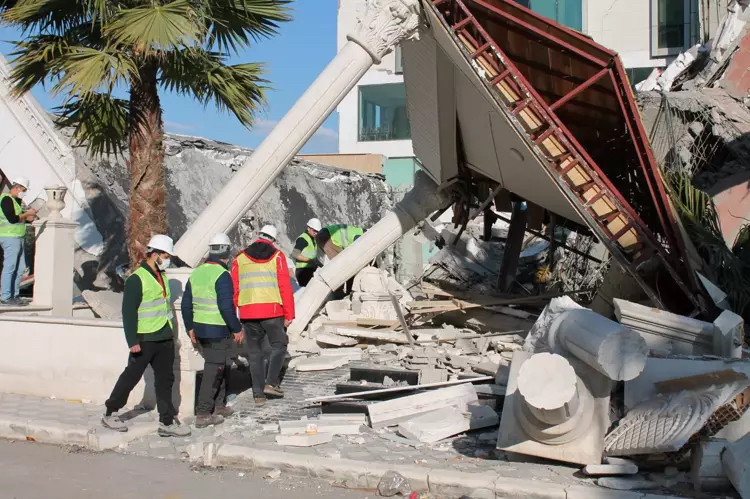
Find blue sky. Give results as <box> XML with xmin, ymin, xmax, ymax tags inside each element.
<box><xmin>0</xmin><ymin>0</ymin><xmax>340</xmax><ymax>154</ymax></box>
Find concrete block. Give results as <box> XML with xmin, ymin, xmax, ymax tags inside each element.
<box><xmin>691</xmin><ymin>439</ymin><xmax>732</xmax><ymax>492</ymax></box>
<box><xmin>294</xmin><ymin>355</ymin><xmax>350</xmax><ymax>372</ymax></box>
<box><xmin>275</xmin><ymin>432</ymin><xmax>333</xmax><ymax>447</ymax></box>
<box><xmin>315</xmin><ymin>332</ymin><xmax>358</xmax><ymax>347</ymax></box>
<box><xmin>368</xmin><ymin>383</ymin><xmax>478</xmax><ymax>428</ymax></box>
<box><xmin>583</xmin><ymin>464</ymin><xmax>638</xmax><ymax>476</ymax></box>
<box><xmin>419</xmin><ymin>367</ymin><xmax>448</xmax><ymax>384</ymax></box>
<box><xmin>497</xmin><ymin>351</ymin><xmax>611</xmax><ymax>466</ymax></box>
<box><xmin>398</xmin><ymin>407</ymin><xmax>466</xmax><ymax>443</ymax></box>
<box><xmin>325</xmin><ymin>299</ymin><xmax>354</xmax><ymax>321</ymax></box>
<box><xmin>722</xmin><ymin>434</ymin><xmax>750</xmax><ymax>497</ymax></box>
<box><xmin>713</xmin><ymin>310</ymin><xmax>744</xmax><ymax>359</ymax></box>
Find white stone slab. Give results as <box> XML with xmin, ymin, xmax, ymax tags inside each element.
<box><xmin>367</xmin><ymin>383</ymin><xmax>478</xmax><ymax>429</ymax></box>
<box><xmin>583</xmin><ymin>464</ymin><xmax>638</xmax><ymax>476</ymax></box>
<box><xmin>318</xmin><ymin>347</ymin><xmax>362</xmax><ymax>361</ymax></box>
<box><xmin>278</xmin><ymin>419</ymin><xmax>362</xmax><ymax>436</ymax></box>
<box><xmin>691</xmin><ymin>439</ymin><xmax>732</xmax><ymax>492</ymax></box>
<box><xmin>397</xmin><ymin>404</ymin><xmax>498</xmax><ymax>443</ymax></box>
<box><xmin>275</xmin><ymin>432</ymin><xmax>333</xmax><ymax>447</ymax></box>
<box><xmin>722</xmin><ymin>434</ymin><xmax>750</xmax><ymax>497</ymax></box>
<box><xmin>294</xmin><ymin>355</ymin><xmax>350</xmax><ymax>372</ymax></box>
<box><xmin>624</xmin><ymin>357</ymin><xmax>750</xmax><ymax>411</ymax></box>
<box><xmin>497</xmin><ymin>351</ymin><xmax>611</xmax><ymax>466</ymax></box>
<box><xmin>330</xmin><ymin>326</ymin><xmax>409</xmax><ymax>344</ymax></box>
<box><xmin>315</xmin><ymin>332</ymin><xmax>358</xmax><ymax>347</ymax></box>
<box><xmin>713</xmin><ymin>310</ymin><xmax>744</xmax><ymax>359</ymax></box>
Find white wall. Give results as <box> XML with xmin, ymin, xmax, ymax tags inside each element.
<box><xmin>336</xmin><ymin>0</ymin><xmax>414</xmax><ymax>158</ymax></box>
<box><xmin>585</xmin><ymin>0</ymin><xmax>668</xmax><ymax>68</ymax></box>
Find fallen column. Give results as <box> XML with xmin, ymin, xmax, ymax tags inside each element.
<box><xmin>287</xmin><ymin>170</ymin><xmax>451</xmax><ymax>341</ymax></box>
<box><xmin>174</xmin><ymin>0</ymin><xmax>422</xmax><ymax>267</ymax></box>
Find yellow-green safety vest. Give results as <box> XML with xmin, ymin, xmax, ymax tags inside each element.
<box><xmin>188</xmin><ymin>262</ymin><xmax>227</xmax><ymax>326</ymax></box>
<box><xmin>0</xmin><ymin>194</ymin><xmax>26</xmax><ymax>238</ymax></box>
<box><xmin>236</xmin><ymin>251</ymin><xmax>282</xmax><ymax>306</ymax></box>
<box><xmin>132</xmin><ymin>266</ymin><xmax>173</xmax><ymax>334</ymax></box>
<box><xmin>328</xmin><ymin>224</ymin><xmax>363</xmax><ymax>250</ymax></box>
<box><xmin>295</xmin><ymin>232</ymin><xmax>317</xmax><ymax>269</ymax></box>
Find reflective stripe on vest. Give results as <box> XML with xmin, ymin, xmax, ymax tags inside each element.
<box><xmin>133</xmin><ymin>266</ymin><xmax>173</xmax><ymax>334</ymax></box>
<box><xmin>188</xmin><ymin>262</ymin><xmax>227</xmax><ymax>326</ymax></box>
<box><xmin>0</xmin><ymin>194</ymin><xmax>25</xmax><ymax>238</ymax></box>
<box><xmin>236</xmin><ymin>251</ymin><xmax>282</xmax><ymax>306</ymax></box>
<box><xmin>295</xmin><ymin>232</ymin><xmax>317</xmax><ymax>269</ymax></box>
<box><xmin>328</xmin><ymin>224</ymin><xmax>363</xmax><ymax>249</ymax></box>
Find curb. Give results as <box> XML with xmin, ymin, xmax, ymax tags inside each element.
<box><xmin>0</xmin><ymin>415</ymin><xmax>158</xmax><ymax>451</ymax></box>
<box><xmin>214</xmin><ymin>443</ymin><xmax>686</xmax><ymax>499</ymax></box>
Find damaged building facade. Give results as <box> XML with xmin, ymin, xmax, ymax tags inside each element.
<box><xmin>1</xmin><ymin>0</ymin><xmax>750</xmax><ymax>497</ymax></box>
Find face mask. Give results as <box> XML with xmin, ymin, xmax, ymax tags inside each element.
<box><xmin>157</xmin><ymin>257</ymin><xmax>171</xmax><ymax>270</ymax></box>
<box><xmin>17</xmin><ymin>191</ymin><xmax>26</xmax><ymax>199</ymax></box>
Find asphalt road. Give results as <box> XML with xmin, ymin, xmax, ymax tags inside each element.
<box><xmin>0</xmin><ymin>440</ymin><xmax>369</xmax><ymax>499</ymax></box>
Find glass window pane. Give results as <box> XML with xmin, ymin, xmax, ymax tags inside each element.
<box><xmin>527</xmin><ymin>0</ymin><xmax>582</xmax><ymax>30</ymax></box>
<box><xmin>658</xmin><ymin>0</ymin><xmax>685</xmax><ymax>49</ymax></box>
<box><xmin>358</xmin><ymin>84</ymin><xmax>411</xmax><ymax>142</ymax></box>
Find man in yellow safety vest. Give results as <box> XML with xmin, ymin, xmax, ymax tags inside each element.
<box><xmin>0</xmin><ymin>177</ymin><xmax>37</xmax><ymax>304</ymax></box>
<box><xmin>292</xmin><ymin>218</ymin><xmax>322</xmax><ymax>287</ymax></box>
<box><xmin>102</xmin><ymin>234</ymin><xmax>191</xmax><ymax>437</ymax></box>
<box><xmin>231</xmin><ymin>225</ymin><xmax>294</xmax><ymax>404</ymax></box>
<box><xmin>181</xmin><ymin>233</ymin><xmax>244</xmax><ymax>428</ymax></box>
<box><xmin>316</xmin><ymin>223</ymin><xmax>364</xmax><ymax>260</ymax></box>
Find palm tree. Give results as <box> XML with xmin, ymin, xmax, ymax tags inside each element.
<box><xmin>0</xmin><ymin>0</ymin><xmax>290</xmax><ymax>268</ymax></box>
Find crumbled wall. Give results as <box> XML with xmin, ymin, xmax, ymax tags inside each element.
<box><xmin>72</xmin><ymin>134</ymin><xmax>393</xmax><ymax>291</ymax></box>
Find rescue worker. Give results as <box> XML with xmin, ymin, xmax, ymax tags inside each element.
<box><xmin>316</xmin><ymin>223</ymin><xmax>364</xmax><ymax>298</ymax></box>
<box><xmin>231</xmin><ymin>225</ymin><xmax>294</xmax><ymax>404</ymax></box>
<box><xmin>0</xmin><ymin>177</ymin><xmax>37</xmax><ymax>304</ymax></box>
<box><xmin>292</xmin><ymin>218</ymin><xmax>322</xmax><ymax>287</ymax></box>
<box><xmin>181</xmin><ymin>233</ymin><xmax>243</xmax><ymax>428</ymax></box>
<box><xmin>102</xmin><ymin>235</ymin><xmax>191</xmax><ymax>437</ymax></box>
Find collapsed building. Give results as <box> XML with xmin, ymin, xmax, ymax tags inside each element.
<box><xmin>2</xmin><ymin>0</ymin><xmax>750</xmax><ymax>496</ymax></box>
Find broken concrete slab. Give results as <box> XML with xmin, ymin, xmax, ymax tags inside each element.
<box><xmin>713</xmin><ymin>310</ymin><xmax>744</xmax><ymax>359</ymax></box>
<box><xmin>318</xmin><ymin>413</ymin><xmax>368</xmax><ymax>424</ymax></box>
<box><xmin>81</xmin><ymin>290</ymin><xmax>122</xmax><ymax>320</ymax></box>
<box><xmin>329</xmin><ymin>326</ymin><xmax>410</xmax><ymax>344</ymax></box>
<box><xmin>614</xmin><ymin>298</ymin><xmax>715</xmax><ymax>356</ymax></box>
<box><xmin>625</xmin><ymin>357</ymin><xmax>750</xmax><ymax>411</ymax></box>
<box><xmin>314</xmin><ymin>332</ymin><xmax>358</xmax><ymax>347</ymax></box>
<box><xmin>294</xmin><ymin>355</ymin><xmax>350</xmax><ymax>372</ymax></box>
<box><xmin>275</xmin><ymin>432</ymin><xmax>333</xmax><ymax>447</ymax></box>
<box><xmin>606</xmin><ymin>375</ymin><xmax>750</xmax><ymax>456</ymax></box>
<box><xmin>691</xmin><ymin>439</ymin><xmax>732</xmax><ymax>492</ymax></box>
<box><xmin>367</xmin><ymin>383</ymin><xmax>478</xmax><ymax>429</ymax></box>
<box><xmin>325</xmin><ymin>299</ymin><xmax>355</xmax><ymax>321</ymax></box>
<box><xmin>279</xmin><ymin>419</ymin><xmax>363</xmax><ymax>436</ymax></box>
<box><xmin>397</xmin><ymin>404</ymin><xmax>498</xmax><ymax>443</ymax></box>
<box><xmin>583</xmin><ymin>464</ymin><xmax>638</xmax><ymax>476</ymax></box>
<box><xmin>721</xmin><ymin>434</ymin><xmax>750</xmax><ymax>497</ymax></box>
<box><xmin>497</xmin><ymin>351</ymin><xmax>611</xmax><ymax>466</ymax></box>
<box><xmin>595</xmin><ymin>477</ymin><xmax>659</xmax><ymax>491</ymax></box>
<box><xmin>318</xmin><ymin>347</ymin><xmax>363</xmax><ymax>361</ymax></box>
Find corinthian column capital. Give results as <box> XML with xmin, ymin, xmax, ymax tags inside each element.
<box><xmin>347</xmin><ymin>0</ymin><xmax>422</xmax><ymax>64</ymax></box>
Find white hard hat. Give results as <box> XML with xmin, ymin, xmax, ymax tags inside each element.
<box><xmin>12</xmin><ymin>177</ymin><xmax>30</xmax><ymax>189</ymax></box>
<box><xmin>306</xmin><ymin>218</ymin><xmax>322</xmax><ymax>232</ymax></box>
<box><xmin>146</xmin><ymin>234</ymin><xmax>175</xmax><ymax>255</ymax></box>
<box><xmin>208</xmin><ymin>232</ymin><xmax>231</xmax><ymax>247</ymax></box>
<box><xmin>259</xmin><ymin>225</ymin><xmax>278</xmax><ymax>241</ymax></box>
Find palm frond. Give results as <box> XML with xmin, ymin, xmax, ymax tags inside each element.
<box><xmin>52</xmin><ymin>46</ymin><xmax>137</xmax><ymax>96</ymax></box>
<box><xmin>199</xmin><ymin>0</ymin><xmax>291</xmax><ymax>53</ymax></box>
<box><xmin>1</xmin><ymin>0</ymin><xmax>91</xmax><ymax>35</ymax></box>
<box><xmin>54</xmin><ymin>93</ymin><xmax>130</xmax><ymax>156</ymax></box>
<box><xmin>160</xmin><ymin>48</ymin><xmax>267</xmax><ymax>127</ymax></box>
<box><xmin>104</xmin><ymin>0</ymin><xmax>201</xmax><ymax>53</ymax></box>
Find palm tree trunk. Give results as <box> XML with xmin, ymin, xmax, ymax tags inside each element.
<box><xmin>126</xmin><ymin>63</ymin><xmax>167</xmax><ymax>270</ymax></box>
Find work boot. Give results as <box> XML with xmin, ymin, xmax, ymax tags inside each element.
<box><xmin>195</xmin><ymin>414</ymin><xmax>224</xmax><ymax>428</ymax></box>
<box><xmin>254</xmin><ymin>397</ymin><xmax>267</xmax><ymax>406</ymax></box>
<box><xmin>101</xmin><ymin>413</ymin><xmax>128</xmax><ymax>432</ymax></box>
<box><xmin>264</xmin><ymin>384</ymin><xmax>284</xmax><ymax>398</ymax></box>
<box><xmin>213</xmin><ymin>405</ymin><xmax>234</xmax><ymax>418</ymax></box>
<box><xmin>158</xmin><ymin>421</ymin><xmax>192</xmax><ymax>437</ymax></box>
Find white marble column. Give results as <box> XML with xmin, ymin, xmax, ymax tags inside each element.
<box><xmin>32</xmin><ymin>187</ymin><xmax>78</xmax><ymax>316</ymax></box>
<box><xmin>174</xmin><ymin>0</ymin><xmax>422</xmax><ymax>267</ymax></box>
<box><xmin>288</xmin><ymin>170</ymin><xmax>450</xmax><ymax>341</ymax></box>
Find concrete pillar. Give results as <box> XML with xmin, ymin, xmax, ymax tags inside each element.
<box><xmin>31</xmin><ymin>187</ymin><xmax>78</xmax><ymax>316</ymax></box>
<box><xmin>517</xmin><ymin>352</ymin><xmax>579</xmax><ymax>426</ymax></box>
<box><xmin>288</xmin><ymin>170</ymin><xmax>451</xmax><ymax>340</ymax></box>
<box><xmin>549</xmin><ymin>308</ymin><xmax>648</xmax><ymax>381</ymax></box>
<box><xmin>174</xmin><ymin>0</ymin><xmax>422</xmax><ymax>267</ymax></box>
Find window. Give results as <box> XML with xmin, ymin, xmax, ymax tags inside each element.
<box><xmin>626</xmin><ymin>67</ymin><xmax>658</xmax><ymax>88</ymax></box>
<box><xmin>358</xmin><ymin>84</ymin><xmax>411</xmax><ymax>142</ymax></box>
<box><xmin>513</xmin><ymin>0</ymin><xmax>583</xmax><ymax>31</ymax></box>
<box><xmin>651</xmin><ymin>0</ymin><xmax>691</xmax><ymax>57</ymax></box>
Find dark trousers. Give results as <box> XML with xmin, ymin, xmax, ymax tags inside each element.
<box><xmin>242</xmin><ymin>317</ymin><xmax>288</xmax><ymax>397</ymax></box>
<box><xmin>196</xmin><ymin>337</ymin><xmax>231</xmax><ymax>415</ymax></box>
<box><xmin>105</xmin><ymin>339</ymin><xmax>176</xmax><ymax>425</ymax></box>
<box><xmin>295</xmin><ymin>267</ymin><xmax>315</xmax><ymax>287</ymax></box>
